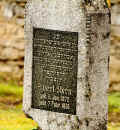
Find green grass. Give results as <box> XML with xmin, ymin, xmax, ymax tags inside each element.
<box><xmin>0</xmin><ymin>83</ymin><xmax>23</xmax><ymax>98</ymax></box>
<box><xmin>108</xmin><ymin>92</ymin><xmax>120</xmax><ymax>113</ymax></box>
<box><xmin>108</xmin><ymin>92</ymin><xmax>120</xmax><ymax>129</ymax></box>
<box><xmin>108</xmin><ymin>123</ymin><xmax>120</xmax><ymax>130</ymax></box>
<box><xmin>0</xmin><ymin>83</ymin><xmax>38</xmax><ymax>130</ymax></box>
<box><xmin>0</xmin><ymin>82</ymin><xmax>120</xmax><ymax>130</ymax></box>
<box><xmin>0</xmin><ymin>109</ymin><xmax>37</xmax><ymax>130</ymax></box>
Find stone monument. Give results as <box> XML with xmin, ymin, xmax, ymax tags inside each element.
<box><xmin>23</xmin><ymin>0</ymin><xmax>110</xmax><ymax>129</ymax></box>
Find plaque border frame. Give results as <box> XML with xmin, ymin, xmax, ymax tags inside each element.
<box><xmin>31</xmin><ymin>27</ymin><xmax>78</xmax><ymax>115</ymax></box>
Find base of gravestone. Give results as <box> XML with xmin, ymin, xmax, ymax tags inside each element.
<box><xmin>37</xmin><ymin>127</ymin><xmax>42</xmax><ymax>130</ymax></box>
<box><xmin>32</xmin><ymin>127</ymin><xmax>42</xmax><ymax>130</ymax></box>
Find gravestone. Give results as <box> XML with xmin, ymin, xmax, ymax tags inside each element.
<box><xmin>23</xmin><ymin>0</ymin><xmax>110</xmax><ymax>130</ymax></box>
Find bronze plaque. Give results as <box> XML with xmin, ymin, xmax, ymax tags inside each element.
<box><xmin>32</xmin><ymin>28</ymin><xmax>78</xmax><ymax>115</ymax></box>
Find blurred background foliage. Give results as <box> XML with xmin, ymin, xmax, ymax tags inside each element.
<box><xmin>0</xmin><ymin>0</ymin><xmax>119</xmax><ymax>130</ymax></box>
<box><xmin>107</xmin><ymin>0</ymin><xmax>111</xmax><ymax>7</ymax></box>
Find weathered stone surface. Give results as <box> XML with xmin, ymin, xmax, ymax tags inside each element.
<box><xmin>24</xmin><ymin>0</ymin><xmax>110</xmax><ymax>129</ymax></box>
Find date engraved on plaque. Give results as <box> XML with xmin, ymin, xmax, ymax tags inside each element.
<box><xmin>32</xmin><ymin>28</ymin><xmax>78</xmax><ymax>115</ymax></box>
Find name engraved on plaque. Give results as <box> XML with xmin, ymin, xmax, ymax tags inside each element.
<box><xmin>32</xmin><ymin>28</ymin><xmax>78</xmax><ymax>115</ymax></box>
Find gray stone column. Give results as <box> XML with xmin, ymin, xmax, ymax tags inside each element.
<box><xmin>23</xmin><ymin>0</ymin><xmax>110</xmax><ymax>130</ymax></box>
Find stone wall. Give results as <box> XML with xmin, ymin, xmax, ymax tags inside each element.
<box><xmin>0</xmin><ymin>0</ymin><xmax>26</xmax><ymax>85</ymax></box>
<box><xmin>110</xmin><ymin>0</ymin><xmax>120</xmax><ymax>91</ymax></box>
<box><xmin>0</xmin><ymin>0</ymin><xmax>120</xmax><ymax>90</ymax></box>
